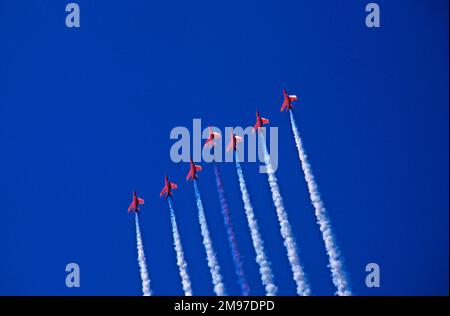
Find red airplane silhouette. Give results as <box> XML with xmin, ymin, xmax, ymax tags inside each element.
<box><xmin>226</xmin><ymin>132</ymin><xmax>243</xmax><ymax>152</ymax></box>
<box><xmin>160</xmin><ymin>176</ymin><xmax>178</xmax><ymax>198</ymax></box>
<box><xmin>186</xmin><ymin>158</ymin><xmax>202</xmax><ymax>181</ymax></box>
<box><xmin>280</xmin><ymin>89</ymin><xmax>298</xmax><ymax>112</ymax></box>
<box><xmin>204</xmin><ymin>127</ymin><xmax>221</xmax><ymax>148</ymax></box>
<box><xmin>253</xmin><ymin>110</ymin><xmax>270</xmax><ymax>132</ymax></box>
<box><xmin>128</xmin><ymin>191</ymin><xmax>145</xmax><ymax>213</ymax></box>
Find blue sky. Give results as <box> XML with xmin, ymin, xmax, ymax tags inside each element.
<box><xmin>0</xmin><ymin>0</ymin><xmax>448</xmax><ymax>295</ymax></box>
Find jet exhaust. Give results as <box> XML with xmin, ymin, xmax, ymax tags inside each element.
<box><xmin>135</xmin><ymin>213</ymin><xmax>152</xmax><ymax>296</ymax></box>
<box><xmin>168</xmin><ymin>198</ymin><xmax>193</xmax><ymax>296</ymax></box>
<box><xmin>213</xmin><ymin>163</ymin><xmax>250</xmax><ymax>296</ymax></box>
<box><xmin>235</xmin><ymin>153</ymin><xmax>278</xmax><ymax>296</ymax></box>
<box><xmin>289</xmin><ymin>110</ymin><xmax>352</xmax><ymax>296</ymax></box>
<box><xmin>259</xmin><ymin>132</ymin><xmax>311</xmax><ymax>296</ymax></box>
<box><xmin>193</xmin><ymin>180</ymin><xmax>227</xmax><ymax>296</ymax></box>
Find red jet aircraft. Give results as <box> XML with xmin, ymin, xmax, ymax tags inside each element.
<box><xmin>160</xmin><ymin>176</ymin><xmax>178</xmax><ymax>198</ymax></box>
<box><xmin>128</xmin><ymin>191</ymin><xmax>145</xmax><ymax>213</ymax></box>
<box><xmin>280</xmin><ymin>89</ymin><xmax>298</xmax><ymax>112</ymax></box>
<box><xmin>204</xmin><ymin>127</ymin><xmax>221</xmax><ymax>148</ymax></box>
<box><xmin>253</xmin><ymin>110</ymin><xmax>270</xmax><ymax>132</ymax></box>
<box><xmin>186</xmin><ymin>158</ymin><xmax>202</xmax><ymax>181</ymax></box>
<box><xmin>226</xmin><ymin>132</ymin><xmax>243</xmax><ymax>152</ymax></box>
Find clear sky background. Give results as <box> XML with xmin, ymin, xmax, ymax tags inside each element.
<box><xmin>0</xmin><ymin>0</ymin><xmax>448</xmax><ymax>295</ymax></box>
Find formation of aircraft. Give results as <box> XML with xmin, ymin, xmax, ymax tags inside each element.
<box><xmin>128</xmin><ymin>191</ymin><xmax>145</xmax><ymax>213</ymax></box>
<box><xmin>280</xmin><ymin>88</ymin><xmax>298</xmax><ymax>112</ymax></box>
<box><xmin>129</xmin><ymin>88</ymin><xmax>298</xmax><ymax>208</ymax></box>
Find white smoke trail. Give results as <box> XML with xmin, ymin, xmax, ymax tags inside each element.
<box><xmin>135</xmin><ymin>213</ymin><xmax>151</xmax><ymax>296</ymax></box>
<box><xmin>260</xmin><ymin>133</ymin><xmax>311</xmax><ymax>296</ymax></box>
<box><xmin>168</xmin><ymin>198</ymin><xmax>193</xmax><ymax>296</ymax></box>
<box><xmin>235</xmin><ymin>153</ymin><xmax>278</xmax><ymax>296</ymax></box>
<box><xmin>193</xmin><ymin>180</ymin><xmax>227</xmax><ymax>296</ymax></box>
<box><xmin>289</xmin><ymin>110</ymin><xmax>352</xmax><ymax>296</ymax></box>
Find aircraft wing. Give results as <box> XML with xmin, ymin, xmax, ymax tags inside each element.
<box><xmin>204</xmin><ymin>139</ymin><xmax>213</xmax><ymax>148</ymax></box>
<box><xmin>226</xmin><ymin>142</ymin><xmax>233</xmax><ymax>152</ymax></box>
<box><xmin>128</xmin><ymin>201</ymin><xmax>136</xmax><ymax>212</ymax></box>
<box><xmin>160</xmin><ymin>186</ymin><xmax>168</xmax><ymax>197</ymax></box>
<box><xmin>281</xmin><ymin>99</ymin><xmax>289</xmax><ymax>111</ymax></box>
